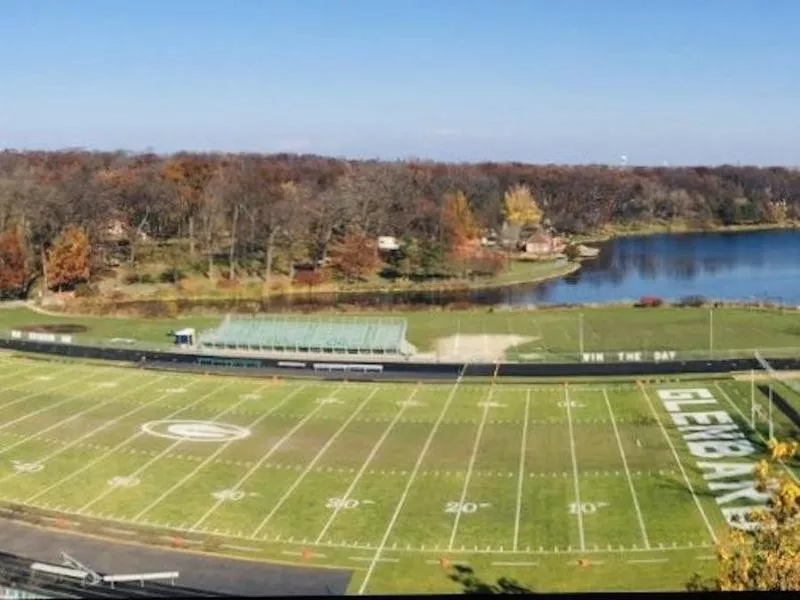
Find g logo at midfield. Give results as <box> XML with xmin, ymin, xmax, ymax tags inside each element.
<box><xmin>141</xmin><ymin>420</ymin><xmax>251</xmax><ymax>442</ymax></box>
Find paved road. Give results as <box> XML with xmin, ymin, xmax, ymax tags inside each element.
<box><xmin>0</xmin><ymin>519</ymin><xmax>352</xmax><ymax>597</ymax></box>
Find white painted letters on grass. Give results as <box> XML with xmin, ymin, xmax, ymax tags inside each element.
<box><xmin>656</xmin><ymin>387</ymin><xmax>767</xmax><ymax>531</ymax></box>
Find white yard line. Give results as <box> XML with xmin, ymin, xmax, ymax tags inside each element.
<box><xmin>0</xmin><ymin>368</ymin><xmax>106</xmax><ymax>434</ymax></box>
<box><xmin>713</xmin><ymin>383</ymin><xmax>799</xmax><ymax>484</ymax></box>
<box><xmin>636</xmin><ymin>383</ymin><xmax>717</xmax><ymax>543</ymax></box>
<box><xmin>314</xmin><ymin>387</ymin><xmax>417</xmax><ymax>544</ymax></box>
<box><xmin>188</xmin><ymin>386</ymin><xmax>345</xmax><ymax>532</ymax></box>
<box><xmin>447</xmin><ymin>389</ymin><xmax>493</xmax><ymax>551</ymax></box>
<box><xmin>24</xmin><ymin>377</ymin><xmax>214</xmax><ymax>503</ymax></box>
<box><xmin>0</xmin><ymin>364</ymin><xmax>94</xmax><ymax>415</ymax></box>
<box><xmin>0</xmin><ymin>363</ymin><xmax>38</xmax><ymax>384</ymax></box>
<box><xmin>131</xmin><ymin>383</ymin><xmax>311</xmax><ymax>522</ymax></box>
<box><xmin>628</xmin><ymin>558</ymin><xmax>668</xmax><ymax>564</ymax></box>
<box><xmin>249</xmin><ymin>388</ymin><xmax>378</xmax><ymax>539</ymax></box>
<box><xmin>357</xmin><ymin>368</ymin><xmax>466</xmax><ymax>595</ymax></box>
<box><xmin>0</xmin><ymin>370</ymin><xmax>146</xmax><ymax>457</ymax></box>
<box><xmin>513</xmin><ymin>390</ymin><xmax>530</xmax><ymax>552</ymax></box>
<box><xmin>76</xmin><ymin>379</ymin><xmax>244</xmax><ymax>514</ymax></box>
<box><xmin>0</xmin><ymin>375</ymin><xmax>173</xmax><ymax>487</ymax></box>
<box><xmin>564</xmin><ymin>384</ymin><xmax>585</xmax><ymax>551</ymax></box>
<box><xmin>602</xmin><ymin>388</ymin><xmax>650</xmax><ymax>549</ymax></box>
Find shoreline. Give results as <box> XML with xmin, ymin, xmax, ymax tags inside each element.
<box><xmin>30</xmin><ymin>295</ymin><xmax>797</xmax><ymax>321</ymax></box>
<box><xmin>70</xmin><ymin>259</ymin><xmax>583</xmax><ymax>310</ymax></box>
<box><xmin>571</xmin><ymin>220</ymin><xmax>799</xmax><ymax>245</ymax></box>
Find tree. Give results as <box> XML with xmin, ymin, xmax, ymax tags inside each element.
<box><xmin>45</xmin><ymin>226</ymin><xmax>91</xmax><ymax>291</ymax></box>
<box><xmin>688</xmin><ymin>444</ymin><xmax>800</xmax><ymax>591</ymax></box>
<box><xmin>0</xmin><ymin>229</ymin><xmax>28</xmax><ymax>298</ymax></box>
<box><xmin>161</xmin><ymin>156</ymin><xmax>216</xmax><ymax>258</ymax></box>
<box><xmin>293</xmin><ymin>268</ymin><xmax>324</xmax><ymax>291</ymax></box>
<box><xmin>441</xmin><ymin>190</ymin><xmax>479</xmax><ymax>249</ymax></box>
<box><xmin>198</xmin><ymin>169</ymin><xmax>228</xmax><ymax>280</ymax></box>
<box><xmin>327</xmin><ymin>232</ymin><xmax>381</xmax><ymax>282</ymax></box>
<box><xmin>503</xmin><ymin>183</ymin><xmax>543</xmax><ymax>228</ymax></box>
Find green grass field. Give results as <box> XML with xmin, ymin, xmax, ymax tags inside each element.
<box><xmin>1</xmin><ymin>305</ymin><xmax>799</xmax><ymax>361</ymax></box>
<box><xmin>0</xmin><ymin>354</ymin><xmax>796</xmax><ymax>594</ymax></box>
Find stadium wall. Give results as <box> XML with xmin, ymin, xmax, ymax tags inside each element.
<box><xmin>1</xmin><ymin>338</ymin><xmax>799</xmax><ymax>381</ymax></box>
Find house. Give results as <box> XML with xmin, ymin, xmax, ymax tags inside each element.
<box><xmin>377</xmin><ymin>236</ymin><xmax>400</xmax><ymax>251</ymax></box>
<box><xmin>519</xmin><ymin>232</ymin><xmax>565</xmax><ymax>255</ymax></box>
<box><xmin>480</xmin><ymin>228</ymin><xmax>499</xmax><ymax>247</ymax></box>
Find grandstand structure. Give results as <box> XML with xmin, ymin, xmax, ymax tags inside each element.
<box><xmin>197</xmin><ymin>314</ymin><xmax>417</xmax><ymax>357</ymax></box>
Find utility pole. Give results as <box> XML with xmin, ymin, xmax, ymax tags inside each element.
<box><xmin>768</xmin><ymin>384</ymin><xmax>774</xmax><ymax>440</ymax></box>
<box><xmin>750</xmin><ymin>369</ymin><xmax>755</xmax><ymax>429</ymax></box>
<box><xmin>708</xmin><ymin>307</ymin><xmax>713</xmax><ymax>358</ymax></box>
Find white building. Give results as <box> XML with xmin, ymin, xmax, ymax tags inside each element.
<box><xmin>377</xmin><ymin>236</ymin><xmax>400</xmax><ymax>251</ymax></box>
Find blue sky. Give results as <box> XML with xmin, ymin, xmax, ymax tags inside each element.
<box><xmin>1</xmin><ymin>0</ymin><xmax>798</xmax><ymax>165</ymax></box>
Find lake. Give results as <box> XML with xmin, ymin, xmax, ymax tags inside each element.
<box><xmin>499</xmin><ymin>228</ymin><xmax>800</xmax><ymax>306</ymax></box>
<box><xmin>111</xmin><ymin>229</ymin><xmax>800</xmax><ymax>315</ymax></box>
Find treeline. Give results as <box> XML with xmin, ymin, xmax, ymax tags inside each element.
<box><xmin>0</xmin><ymin>149</ymin><xmax>798</xmax><ymax>297</ymax></box>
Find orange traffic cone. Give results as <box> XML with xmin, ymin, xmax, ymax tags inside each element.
<box><xmin>301</xmin><ymin>548</ymin><xmax>312</xmax><ymax>561</ymax></box>
<box><xmin>578</xmin><ymin>558</ymin><xmax>590</xmax><ymax>568</ymax></box>
<box><xmin>439</xmin><ymin>557</ymin><xmax>451</xmax><ymax>569</ymax></box>
<box><xmin>173</xmin><ymin>536</ymin><xmax>185</xmax><ymax>548</ymax></box>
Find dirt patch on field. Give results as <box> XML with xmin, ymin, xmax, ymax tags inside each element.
<box><xmin>416</xmin><ymin>334</ymin><xmax>536</xmax><ymax>362</ymax></box>
<box><xmin>17</xmin><ymin>323</ymin><xmax>89</xmax><ymax>334</ymax></box>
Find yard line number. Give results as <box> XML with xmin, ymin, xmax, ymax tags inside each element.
<box><xmin>558</xmin><ymin>400</ymin><xmax>585</xmax><ymax>408</ymax></box>
<box><xmin>569</xmin><ymin>502</ymin><xmax>609</xmax><ymax>515</ymax></box>
<box><xmin>325</xmin><ymin>497</ymin><xmax>374</xmax><ymax>510</ymax></box>
<box><xmin>445</xmin><ymin>501</ymin><xmax>491</xmax><ymax>514</ymax></box>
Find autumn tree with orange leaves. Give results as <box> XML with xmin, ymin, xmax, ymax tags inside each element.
<box><xmin>328</xmin><ymin>232</ymin><xmax>381</xmax><ymax>282</ymax></box>
<box><xmin>0</xmin><ymin>229</ymin><xmax>28</xmax><ymax>299</ymax></box>
<box><xmin>45</xmin><ymin>226</ymin><xmax>92</xmax><ymax>291</ymax></box>
<box><xmin>688</xmin><ymin>442</ymin><xmax>800</xmax><ymax>591</ymax></box>
<box><xmin>441</xmin><ymin>190</ymin><xmax>479</xmax><ymax>250</ymax></box>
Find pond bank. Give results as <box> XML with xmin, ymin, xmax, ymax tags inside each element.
<box><xmin>572</xmin><ymin>220</ymin><xmax>799</xmax><ymax>245</ymax></box>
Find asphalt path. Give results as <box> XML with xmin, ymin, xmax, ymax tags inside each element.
<box><xmin>0</xmin><ymin>519</ymin><xmax>352</xmax><ymax>597</ymax></box>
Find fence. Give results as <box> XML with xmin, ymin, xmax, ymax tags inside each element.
<box><xmin>2</xmin><ymin>335</ymin><xmax>799</xmax><ymax>381</ymax></box>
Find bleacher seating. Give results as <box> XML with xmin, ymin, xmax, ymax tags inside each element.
<box><xmin>198</xmin><ymin>315</ymin><xmax>416</xmax><ymax>356</ymax></box>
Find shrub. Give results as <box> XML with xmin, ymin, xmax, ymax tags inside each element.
<box><xmin>294</xmin><ymin>269</ymin><xmax>324</xmax><ymax>290</ymax></box>
<box><xmin>74</xmin><ymin>282</ymin><xmax>99</xmax><ymax>298</ymax></box>
<box><xmin>636</xmin><ymin>296</ymin><xmax>664</xmax><ymax>308</ymax></box>
<box><xmin>676</xmin><ymin>295</ymin><xmax>707</xmax><ymax>308</ymax></box>
<box><xmin>216</xmin><ymin>277</ymin><xmax>241</xmax><ymax>291</ymax></box>
<box><xmin>468</xmin><ymin>251</ymin><xmax>506</xmax><ymax>277</ymax></box>
<box><xmin>124</xmin><ymin>272</ymin><xmax>155</xmax><ymax>285</ymax></box>
<box><xmin>160</xmin><ymin>267</ymin><xmax>186</xmax><ymax>283</ymax></box>
<box><xmin>564</xmin><ymin>244</ymin><xmax>581</xmax><ymax>261</ymax></box>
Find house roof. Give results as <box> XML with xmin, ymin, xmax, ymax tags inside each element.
<box><xmin>526</xmin><ymin>232</ymin><xmax>552</xmax><ymax>244</ymax></box>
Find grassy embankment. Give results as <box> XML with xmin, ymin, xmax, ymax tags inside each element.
<box><xmin>100</xmin><ymin>238</ymin><xmax>580</xmax><ymax>304</ymax></box>
<box><xmin>2</xmin><ymin>305</ymin><xmax>798</xmax><ymax>362</ymax></box>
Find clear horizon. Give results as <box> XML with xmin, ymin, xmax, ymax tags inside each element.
<box><xmin>1</xmin><ymin>0</ymin><xmax>799</xmax><ymax>166</ymax></box>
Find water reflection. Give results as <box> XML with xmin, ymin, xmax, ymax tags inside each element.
<box><xmin>122</xmin><ymin>229</ymin><xmax>800</xmax><ymax>314</ymax></box>
<box><xmin>508</xmin><ymin>229</ymin><xmax>799</xmax><ymax>305</ymax></box>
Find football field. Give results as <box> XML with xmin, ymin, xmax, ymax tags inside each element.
<box><xmin>0</xmin><ymin>355</ymin><xmax>796</xmax><ymax>594</ymax></box>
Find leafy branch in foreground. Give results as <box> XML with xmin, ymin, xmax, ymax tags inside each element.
<box><xmin>688</xmin><ymin>442</ymin><xmax>800</xmax><ymax>591</ymax></box>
